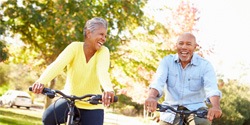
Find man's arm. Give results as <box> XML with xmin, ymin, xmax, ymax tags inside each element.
<box><xmin>148</xmin><ymin>88</ymin><xmax>159</xmax><ymax>98</ymax></box>
<box><xmin>145</xmin><ymin>88</ymin><xmax>159</xmax><ymax>112</ymax></box>
<box><xmin>207</xmin><ymin>96</ymin><xmax>222</xmax><ymax>121</ymax></box>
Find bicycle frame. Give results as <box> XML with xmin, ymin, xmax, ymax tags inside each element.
<box><xmin>66</xmin><ymin>100</ymin><xmax>77</xmax><ymax>125</ymax></box>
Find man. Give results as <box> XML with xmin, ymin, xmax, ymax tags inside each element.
<box><xmin>145</xmin><ymin>32</ymin><xmax>222</xmax><ymax>125</ymax></box>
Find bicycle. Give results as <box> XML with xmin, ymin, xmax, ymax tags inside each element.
<box><xmin>29</xmin><ymin>86</ymin><xmax>118</xmax><ymax>125</ymax></box>
<box><xmin>156</xmin><ymin>103</ymin><xmax>208</xmax><ymax>125</ymax></box>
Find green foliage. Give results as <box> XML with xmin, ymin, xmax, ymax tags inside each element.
<box><xmin>1</xmin><ymin>0</ymin><xmax>147</xmax><ymax>65</ymax></box>
<box><xmin>0</xmin><ymin>63</ymin><xmax>10</xmax><ymax>87</ymax></box>
<box><xmin>0</xmin><ymin>85</ymin><xmax>9</xmax><ymax>96</ymax></box>
<box><xmin>110</xmin><ymin>24</ymin><xmax>175</xmax><ymax>104</ymax></box>
<box><xmin>0</xmin><ymin>41</ymin><xmax>8</xmax><ymax>62</ymax></box>
<box><xmin>0</xmin><ymin>1</ymin><xmax>149</xmax><ymax>107</ymax></box>
<box><xmin>110</xmin><ymin>0</ymin><xmax>199</xmax><ymax>105</ymax></box>
<box><xmin>114</xmin><ymin>94</ymin><xmax>144</xmax><ymax>116</ymax></box>
<box><xmin>1</xmin><ymin>62</ymin><xmax>64</xmax><ymax>91</ymax></box>
<box><xmin>213</xmin><ymin>81</ymin><xmax>250</xmax><ymax>125</ymax></box>
<box><xmin>6</xmin><ymin>63</ymin><xmax>38</xmax><ymax>90</ymax></box>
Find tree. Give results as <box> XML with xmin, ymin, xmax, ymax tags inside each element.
<box><xmin>213</xmin><ymin>81</ymin><xmax>250</xmax><ymax>125</ymax></box>
<box><xmin>0</xmin><ymin>41</ymin><xmax>8</xmax><ymax>62</ymax></box>
<box><xmin>0</xmin><ymin>0</ymin><xmax>147</xmax><ymax>108</ymax></box>
<box><xmin>0</xmin><ymin>9</ymin><xmax>9</xmax><ymax>62</ymax></box>
<box><xmin>1</xmin><ymin>0</ymin><xmax>147</xmax><ymax>63</ymax></box>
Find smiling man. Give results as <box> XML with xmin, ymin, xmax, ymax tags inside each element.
<box><xmin>144</xmin><ymin>32</ymin><xmax>222</xmax><ymax>125</ymax></box>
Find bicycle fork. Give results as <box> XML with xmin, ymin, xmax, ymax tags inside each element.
<box><xmin>66</xmin><ymin>101</ymin><xmax>76</xmax><ymax>125</ymax></box>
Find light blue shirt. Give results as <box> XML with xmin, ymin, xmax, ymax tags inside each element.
<box><xmin>150</xmin><ymin>53</ymin><xmax>222</xmax><ymax>123</ymax></box>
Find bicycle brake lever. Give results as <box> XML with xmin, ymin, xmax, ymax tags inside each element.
<box><xmin>44</xmin><ymin>92</ymin><xmax>55</xmax><ymax>99</ymax></box>
<box><xmin>89</xmin><ymin>95</ymin><xmax>102</xmax><ymax>105</ymax></box>
<box><xmin>42</xmin><ymin>88</ymin><xmax>55</xmax><ymax>99</ymax></box>
<box><xmin>157</xmin><ymin>104</ymin><xmax>169</xmax><ymax>112</ymax></box>
<box><xmin>196</xmin><ymin>109</ymin><xmax>208</xmax><ymax>118</ymax></box>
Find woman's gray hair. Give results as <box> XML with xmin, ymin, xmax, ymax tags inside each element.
<box><xmin>83</xmin><ymin>17</ymin><xmax>108</xmax><ymax>37</ymax></box>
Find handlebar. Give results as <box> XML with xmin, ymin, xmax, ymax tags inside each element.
<box><xmin>29</xmin><ymin>86</ymin><xmax>118</xmax><ymax>105</ymax></box>
<box><xmin>157</xmin><ymin>104</ymin><xmax>208</xmax><ymax>118</ymax></box>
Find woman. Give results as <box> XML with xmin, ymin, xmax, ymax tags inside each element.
<box><xmin>31</xmin><ymin>17</ymin><xmax>115</xmax><ymax>125</ymax></box>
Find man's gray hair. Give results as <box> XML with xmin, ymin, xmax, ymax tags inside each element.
<box><xmin>83</xmin><ymin>17</ymin><xmax>108</xmax><ymax>37</ymax></box>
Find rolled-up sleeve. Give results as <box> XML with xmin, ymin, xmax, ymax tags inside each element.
<box><xmin>203</xmin><ymin>62</ymin><xmax>222</xmax><ymax>103</ymax></box>
<box><xmin>150</xmin><ymin>56</ymin><xmax>169</xmax><ymax>97</ymax></box>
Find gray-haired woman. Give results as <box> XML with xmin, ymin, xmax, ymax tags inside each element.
<box><xmin>31</xmin><ymin>17</ymin><xmax>115</xmax><ymax>125</ymax></box>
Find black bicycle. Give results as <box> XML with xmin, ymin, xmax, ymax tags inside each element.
<box><xmin>157</xmin><ymin>103</ymin><xmax>208</xmax><ymax>125</ymax></box>
<box><xmin>29</xmin><ymin>87</ymin><xmax>118</xmax><ymax>125</ymax></box>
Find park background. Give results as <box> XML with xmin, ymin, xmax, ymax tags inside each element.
<box><xmin>1</xmin><ymin>0</ymin><xmax>250</xmax><ymax>125</ymax></box>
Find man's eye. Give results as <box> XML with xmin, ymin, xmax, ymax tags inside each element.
<box><xmin>178</xmin><ymin>43</ymin><xmax>184</xmax><ymax>45</ymax></box>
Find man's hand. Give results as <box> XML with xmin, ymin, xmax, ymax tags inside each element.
<box><xmin>145</xmin><ymin>97</ymin><xmax>158</xmax><ymax>112</ymax></box>
<box><xmin>144</xmin><ymin>88</ymin><xmax>159</xmax><ymax>112</ymax></box>
<box><xmin>207</xmin><ymin>106</ymin><xmax>222</xmax><ymax>121</ymax></box>
<box><xmin>207</xmin><ymin>96</ymin><xmax>222</xmax><ymax>121</ymax></box>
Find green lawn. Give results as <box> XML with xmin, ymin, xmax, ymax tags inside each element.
<box><xmin>0</xmin><ymin>108</ymin><xmax>42</xmax><ymax>125</ymax></box>
<box><xmin>0</xmin><ymin>107</ymin><xmax>147</xmax><ymax>125</ymax></box>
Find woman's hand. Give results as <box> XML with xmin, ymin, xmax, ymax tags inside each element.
<box><xmin>102</xmin><ymin>91</ymin><xmax>115</xmax><ymax>107</ymax></box>
<box><xmin>32</xmin><ymin>82</ymin><xmax>45</xmax><ymax>94</ymax></box>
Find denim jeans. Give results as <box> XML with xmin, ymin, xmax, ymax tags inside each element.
<box><xmin>42</xmin><ymin>98</ymin><xmax>104</xmax><ymax>125</ymax></box>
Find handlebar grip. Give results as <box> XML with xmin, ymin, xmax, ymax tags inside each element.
<box><xmin>29</xmin><ymin>86</ymin><xmax>32</xmax><ymax>91</ymax></box>
<box><xmin>113</xmin><ymin>96</ymin><xmax>118</xmax><ymax>102</ymax></box>
<box><xmin>29</xmin><ymin>86</ymin><xmax>52</xmax><ymax>93</ymax></box>
<box><xmin>29</xmin><ymin>86</ymin><xmax>55</xmax><ymax>98</ymax></box>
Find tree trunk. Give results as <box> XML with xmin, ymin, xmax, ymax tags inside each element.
<box><xmin>43</xmin><ymin>78</ymin><xmax>56</xmax><ymax>110</ymax></box>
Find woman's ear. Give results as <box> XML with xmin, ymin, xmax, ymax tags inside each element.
<box><xmin>85</xmin><ymin>30</ymin><xmax>91</xmax><ymax>39</ymax></box>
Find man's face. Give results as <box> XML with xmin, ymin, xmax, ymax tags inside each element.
<box><xmin>176</xmin><ymin>34</ymin><xmax>197</xmax><ymax>63</ymax></box>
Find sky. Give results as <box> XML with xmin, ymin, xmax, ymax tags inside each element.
<box><xmin>195</xmin><ymin>0</ymin><xmax>250</xmax><ymax>83</ymax></box>
<box><xmin>146</xmin><ymin>0</ymin><xmax>250</xmax><ymax>84</ymax></box>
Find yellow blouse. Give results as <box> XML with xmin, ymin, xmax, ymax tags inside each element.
<box><xmin>36</xmin><ymin>42</ymin><xmax>114</xmax><ymax>109</ymax></box>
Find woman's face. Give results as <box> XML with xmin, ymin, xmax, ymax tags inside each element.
<box><xmin>176</xmin><ymin>34</ymin><xmax>197</xmax><ymax>63</ymax></box>
<box><xmin>87</xmin><ymin>26</ymin><xmax>107</xmax><ymax>51</ymax></box>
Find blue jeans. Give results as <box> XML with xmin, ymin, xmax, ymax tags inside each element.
<box><xmin>42</xmin><ymin>98</ymin><xmax>104</xmax><ymax>125</ymax></box>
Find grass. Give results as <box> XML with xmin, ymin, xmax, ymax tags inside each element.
<box><xmin>0</xmin><ymin>107</ymin><xmax>150</xmax><ymax>125</ymax></box>
<box><xmin>0</xmin><ymin>108</ymin><xmax>42</xmax><ymax>125</ymax></box>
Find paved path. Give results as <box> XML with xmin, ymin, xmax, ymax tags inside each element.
<box><xmin>104</xmin><ymin>111</ymin><xmax>159</xmax><ymax>125</ymax></box>
<box><xmin>104</xmin><ymin>113</ymin><xmax>145</xmax><ymax>125</ymax></box>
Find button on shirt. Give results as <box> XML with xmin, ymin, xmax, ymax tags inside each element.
<box><xmin>150</xmin><ymin>53</ymin><xmax>222</xmax><ymax>123</ymax></box>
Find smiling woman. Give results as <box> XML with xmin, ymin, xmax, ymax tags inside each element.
<box><xmin>30</xmin><ymin>17</ymin><xmax>115</xmax><ymax>125</ymax></box>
